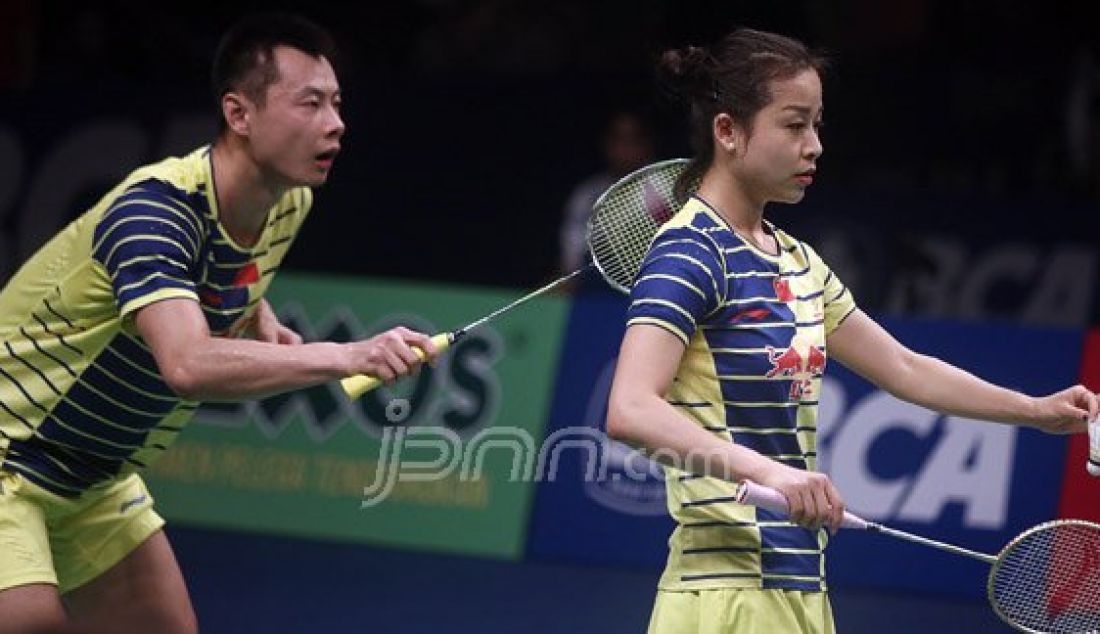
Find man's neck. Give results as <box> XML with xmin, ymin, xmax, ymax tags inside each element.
<box><xmin>210</xmin><ymin>139</ymin><xmax>285</xmax><ymax>248</ymax></box>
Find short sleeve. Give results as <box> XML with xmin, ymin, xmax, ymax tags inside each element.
<box><xmin>91</xmin><ymin>182</ymin><xmax>203</xmax><ymax>318</ymax></box>
<box><xmin>804</xmin><ymin>243</ymin><xmax>856</xmax><ymax>334</ymax></box>
<box><xmin>625</xmin><ymin>227</ymin><xmax>724</xmax><ymax>345</ymax></box>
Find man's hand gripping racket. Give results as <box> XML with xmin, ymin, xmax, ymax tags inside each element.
<box><xmin>737</xmin><ymin>480</ymin><xmax>1100</xmax><ymax>633</ymax></box>
<box><xmin>340</xmin><ymin>159</ymin><xmax>694</xmax><ymax>399</ymax></box>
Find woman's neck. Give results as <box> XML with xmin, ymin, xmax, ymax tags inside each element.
<box><xmin>697</xmin><ymin>167</ymin><xmax>775</xmax><ymax>254</ymax></box>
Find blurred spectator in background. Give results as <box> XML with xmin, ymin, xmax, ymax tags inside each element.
<box><xmin>558</xmin><ymin>109</ymin><xmax>655</xmax><ymax>290</ymax></box>
<box><xmin>1066</xmin><ymin>45</ymin><xmax>1100</xmax><ymax>201</ymax></box>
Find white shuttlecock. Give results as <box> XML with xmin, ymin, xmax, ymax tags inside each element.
<box><xmin>1088</xmin><ymin>417</ymin><xmax>1100</xmax><ymax>477</ymax></box>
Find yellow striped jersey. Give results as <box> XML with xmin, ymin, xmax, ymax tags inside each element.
<box><xmin>0</xmin><ymin>145</ymin><xmax>311</xmax><ymax>497</ymax></box>
<box><xmin>625</xmin><ymin>197</ymin><xmax>856</xmax><ymax>592</ymax></box>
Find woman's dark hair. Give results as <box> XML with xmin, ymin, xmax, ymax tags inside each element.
<box><xmin>211</xmin><ymin>13</ymin><xmax>338</xmax><ymax>133</ymax></box>
<box><xmin>657</xmin><ymin>28</ymin><xmax>828</xmax><ymax>198</ymax></box>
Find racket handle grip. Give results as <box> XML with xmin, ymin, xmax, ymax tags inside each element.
<box><xmin>340</xmin><ymin>333</ymin><xmax>452</xmax><ymax>400</ymax></box>
<box><xmin>734</xmin><ymin>480</ymin><xmax>868</xmax><ymax>530</ymax></box>
<box><xmin>1088</xmin><ymin>417</ymin><xmax>1100</xmax><ymax>477</ymax></box>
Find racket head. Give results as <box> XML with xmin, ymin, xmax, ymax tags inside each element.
<box><xmin>586</xmin><ymin>158</ymin><xmax>694</xmax><ymax>293</ymax></box>
<box><xmin>987</xmin><ymin>519</ymin><xmax>1100</xmax><ymax>633</ymax></box>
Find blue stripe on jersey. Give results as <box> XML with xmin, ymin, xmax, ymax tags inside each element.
<box><xmin>702</xmin><ymin>327</ymin><xmax>796</xmax><ymax>350</ymax></box>
<box><xmin>36</xmin><ymin>415</ymin><xmax>142</xmax><ymax>459</ymax></box>
<box><xmin>137</xmin><ymin>178</ymin><xmax>213</xmax><ymax>230</ymax></box>
<box><xmin>105</xmin><ymin>188</ymin><xmax>203</xmax><ymax>246</ymax></box>
<box><xmin>712</xmin><ymin>351</ymin><xmax>774</xmax><ymax>378</ymax></box>
<box><xmin>798</xmin><ymin>289</ymin><xmax>825</xmax><ymax>301</ymax></box>
<box><xmin>718</xmin><ymin>378</ymin><xmax>792</xmax><ymax>404</ymax></box>
<box><xmin>203</xmin><ymin>304</ymin><xmax>250</xmax><ymax>333</ymax></box>
<box><xmin>725</xmin><ymin>400</ymin><xmax>799</xmax><ymax>422</ymax></box>
<box><xmin>2</xmin><ymin>436</ymin><xmax>126</xmax><ymax>495</ymax></box>
<box><xmin>91</xmin><ymin>346</ymin><xmax>176</xmax><ymax>403</ymax></box>
<box><xmin>3</xmin><ymin>457</ymin><xmax>86</xmax><ymax>495</ymax></box>
<box><xmin>63</xmin><ymin>380</ymin><xmax>173</xmax><ymax>427</ymax></box>
<box><xmin>627</xmin><ymin>226</ymin><xmax>723</xmax><ymax>340</ymax></box>
<box><xmin>49</xmin><ymin>399</ymin><xmax>154</xmax><ymax>446</ymax></box>
<box><xmin>762</xmin><ymin>577</ymin><xmax>822</xmax><ymax>592</ymax></box>
<box><xmin>724</xmin><ymin>249</ymin><xmax>777</xmax><ymax>277</ymax></box>
<box><xmin>201</xmin><ymin>246</ymin><xmax>250</xmax><ymax>285</ymax></box>
<box><xmin>730</xmin><ymin>276</ymin><xmax>781</xmax><ymax>300</ymax></box>
<box><xmin>782</xmin><ymin>263</ymin><xmax>812</xmax><ymax>278</ymax></box>
<box><xmin>761</xmin><ymin>550</ymin><xmax>822</xmax><ymax>577</ymax></box>
<box><xmin>709</xmin><ymin>304</ymin><xmax>796</xmax><ymax>329</ymax></box>
<box><xmin>757</xmin><ymin>515</ymin><xmax>821</xmax><ymax>551</ymax></box>
<box><xmin>729</xmin><ymin>427</ymin><xmax>803</xmax><ymax>457</ymax></box>
<box><xmin>93</xmin><ymin>186</ymin><xmax>204</xmax><ymax>308</ymax></box>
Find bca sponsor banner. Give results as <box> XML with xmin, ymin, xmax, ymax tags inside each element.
<box><xmin>823</xmin><ymin>318</ymin><xmax>1083</xmax><ymax>596</ymax></box>
<box><xmin>144</xmin><ymin>273</ymin><xmax>568</xmax><ymax>560</ymax></box>
<box><xmin>528</xmin><ymin>299</ymin><xmax>1084</xmax><ymax>595</ymax></box>
<box><xmin>527</xmin><ymin>290</ymin><xmax>673</xmax><ymax>568</ymax></box>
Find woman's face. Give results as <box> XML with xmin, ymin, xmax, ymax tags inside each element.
<box><xmin>734</xmin><ymin>69</ymin><xmax>824</xmax><ymax>206</ymax></box>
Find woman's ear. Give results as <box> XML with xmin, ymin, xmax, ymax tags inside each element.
<box><xmin>713</xmin><ymin>112</ymin><xmax>744</xmax><ymax>156</ymax></box>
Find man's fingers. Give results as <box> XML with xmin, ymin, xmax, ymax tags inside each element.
<box><xmin>404</xmin><ymin>331</ymin><xmax>439</xmax><ymax>360</ymax></box>
<box><xmin>278</xmin><ymin>327</ymin><xmax>303</xmax><ymax>345</ymax></box>
<box><xmin>381</xmin><ymin>349</ymin><xmax>409</xmax><ymax>382</ymax></box>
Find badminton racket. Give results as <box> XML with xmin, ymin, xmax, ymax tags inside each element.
<box><xmin>340</xmin><ymin>158</ymin><xmax>693</xmax><ymax>398</ymax></box>
<box><xmin>736</xmin><ymin>480</ymin><xmax>1100</xmax><ymax>633</ymax></box>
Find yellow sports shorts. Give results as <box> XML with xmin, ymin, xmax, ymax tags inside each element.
<box><xmin>0</xmin><ymin>469</ymin><xmax>164</xmax><ymax>594</ymax></box>
<box><xmin>648</xmin><ymin>588</ymin><xmax>835</xmax><ymax>634</ymax></box>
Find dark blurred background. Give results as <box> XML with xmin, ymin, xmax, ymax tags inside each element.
<box><xmin>3</xmin><ymin>0</ymin><xmax>1099</xmax><ymax>326</ymax></box>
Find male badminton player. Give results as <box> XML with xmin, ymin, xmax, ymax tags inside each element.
<box><xmin>606</xmin><ymin>28</ymin><xmax>1099</xmax><ymax>634</ymax></box>
<box><xmin>0</xmin><ymin>13</ymin><xmax>438</xmax><ymax>633</ymax></box>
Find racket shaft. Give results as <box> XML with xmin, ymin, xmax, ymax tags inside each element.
<box><xmin>340</xmin><ymin>333</ymin><xmax>452</xmax><ymax>398</ymax></box>
<box><xmin>339</xmin><ymin>271</ymin><xmax>578</xmax><ymax>400</ymax></box>
<box><xmin>737</xmin><ymin>481</ymin><xmax>997</xmax><ymax>564</ymax></box>
<box><xmin>460</xmin><ymin>267</ymin><xmax>588</xmax><ymax>335</ymax></box>
<box><xmin>873</xmin><ymin>525</ymin><xmax>996</xmax><ymax>564</ymax></box>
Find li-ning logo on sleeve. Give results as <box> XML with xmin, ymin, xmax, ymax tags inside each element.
<box><xmin>119</xmin><ymin>493</ymin><xmax>148</xmax><ymax>514</ymax></box>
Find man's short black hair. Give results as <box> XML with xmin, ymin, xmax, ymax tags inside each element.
<box><xmin>211</xmin><ymin>13</ymin><xmax>338</xmax><ymax>131</ymax></box>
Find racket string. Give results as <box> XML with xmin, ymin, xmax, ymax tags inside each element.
<box><xmin>991</xmin><ymin>522</ymin><xmax>1100</xmax><ymax>632</ymax></box>
<box><xmin>588</xmin><ymin>161</ymin><xmax>690</xmax><ymax>293</ymax></box>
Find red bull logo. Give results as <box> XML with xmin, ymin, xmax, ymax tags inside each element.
<box><xmin>765</xmin><ymin>334</ymin><xmax>827</xmax><ymax>400</ymax></box>
<box><xmin>806</xmin><ymin>345</ymin><xmax>826</xmax><ymax>376</ymax></box>
<box><xmin>765</xmin><ymin>346</ymin><xmax>803</xmax><ymax>378</ymax></box>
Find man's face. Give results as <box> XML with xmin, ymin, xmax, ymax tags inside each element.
<box><xmin>246</xmin><ymin>46</ymin><xmax>345</xmax><ymax>188</ymax></box>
